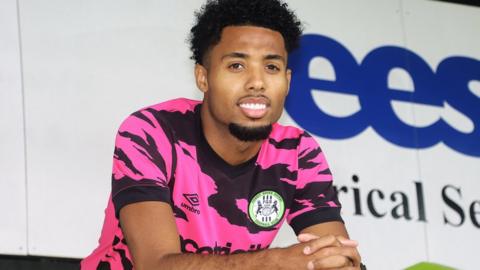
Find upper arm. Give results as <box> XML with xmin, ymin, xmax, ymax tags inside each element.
<box><xmin>120</xmin><ymin>201</ymin><xmax>180</xmax><ymax>270</ymax></box>
<box><xmin>287</xmin><ymin>132</ymin><xmax>343</xmax><ymax>234</ymax></box>
<box><xmin>112</xmin><ymin>112</ymin><xmax>178</xmax><ymax>269</ymax></box>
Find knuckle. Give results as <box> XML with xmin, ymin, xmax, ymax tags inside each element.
<box><xmin>318</xmin><ymin>247</ymin><xmax>334</xmax><ymax>257</ymax></box>
<box><xmin>346</xmin><ymin>247</ymin><xmax>358</xmax><ymax>256</ymax></box>
<box><xmin>324</xmin><ymin>234</ymin><xmax>336</xmax><ymax>243</ymax></box>
<box><xmin>351</xmin><ymin>248</ymin><xmax>361</xmax><ymax>261</ymax></box>
<box><xmin>343</xmin><ymin>256</ymin><xmax>352</xmax><ymax>265</ymax></box>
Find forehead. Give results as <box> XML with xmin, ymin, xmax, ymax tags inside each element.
<box><xmin>212</xmin><ymin>25</ymin><xmax>287</xmax><ymax>57</ymax></box>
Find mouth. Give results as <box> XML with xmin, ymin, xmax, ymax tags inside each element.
<box><xmin>237</xmin><ymin>97</ymin><xmax>270</xmax><ymax>119</ymax></box>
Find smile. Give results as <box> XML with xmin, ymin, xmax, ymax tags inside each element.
<box><xmin>238</xmin><ymin>102</ymin><xmax>268</xmax><ymax>119</ymax></box>
<box><xmin>239</xmin><ymin>103</ymin><xmax>267</xmax><ymax>110</ymax></box>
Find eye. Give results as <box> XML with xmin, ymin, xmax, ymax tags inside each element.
<box><xmin>228</xmin><ymin>62</ymin><xmax>244</xmax><ymax>71</ymax></box>
<box><xmin>266</xmin><ymin>64</ymin><xmax>281</xmax><ymax>72</ymax></box>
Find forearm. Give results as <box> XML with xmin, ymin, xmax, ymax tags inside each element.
<box><xmin>141</xmin><ymin>247</ymin><xmax>296</xmax><ymax>270</ymax></box>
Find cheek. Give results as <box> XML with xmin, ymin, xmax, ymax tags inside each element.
<box><xmin>271</xmin><ymin>80</ymin><xmax>289</xmax><ymax>101</ymax></box>
<box><xmin>206</xmin><ymin>83</ymin><xmax>238</xmax><ymax>116</ymax></box>
<box><xmin>270</xmin><ymin>93</ymin><xmax>287</xmax><ymax>118</ymax></box>
<box><xmin>211</xmin><ymin>80</ymin><xmax>243</xmax><ymax>103</ymax></box>
<box><xmin>270</xmin><ymin>82</ymin><xmax>289</xmax><ymax>116</ymax></box>
<box><xmin>269</xmin><ymin>75</ymin><xmax>289</xmax><ymax>90</ymax></box>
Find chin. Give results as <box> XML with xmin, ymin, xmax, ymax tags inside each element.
<box><xmin>228</xmin><ymin>123</ymin><xmax>273</xmax><ymax>142</ymax></box>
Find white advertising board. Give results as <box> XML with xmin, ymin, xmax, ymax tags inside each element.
<box><xmin>19</xmin><ymin>0</ymin><xmax>201</xmax><ymax>257</ymax></box>
<box><xmin>402</xmin><ymin>1</ymin><xmax>480</xmax><ymax>268</ymax></box>
<box><xmin>0</xmin><ymin>0</ymin><xmax>28</xmax><ymax>256</ymax></box>
<box><xmin>273</xmin><ymin>1</ymin><xmax>480</xmax><ymax>269</ymax></box>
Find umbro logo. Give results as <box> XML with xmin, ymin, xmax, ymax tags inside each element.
<box><xmin>183</xmin><ymin>193</ymin><xmax>200</xmax><ymax>206</ymax></box>
<box><xmin>181</xmin><ymin>193</ymin><xmax>200</xmax><ymax>215</ymax></box>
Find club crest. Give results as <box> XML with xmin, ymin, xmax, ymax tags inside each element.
<box><xmin>248</xmin><ymin>190</ymin><xmax>285</xmax><ymax>228</ymax></box>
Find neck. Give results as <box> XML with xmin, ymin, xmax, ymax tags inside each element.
<box><xmin>200</xmin><ymin>107</ymin><xmax>263</xmax><ymax>166</ymax></box>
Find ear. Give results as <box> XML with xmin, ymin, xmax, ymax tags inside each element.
<box><xmin>286</xmin><ymin>68</ymin><xmax>292</xmax><ymax>95</ymax></box>
<box><xmin>194</xmin><ymin>64</ymin><xmax>209</xmax><ymax>93</ymax></box>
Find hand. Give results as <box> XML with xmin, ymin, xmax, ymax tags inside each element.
<box><xmin>298</xmin><ymin>233</ymin><xmax>359</xmax><ymax>248</ymax></box>
<box><xmin>297</xmin><ymin>234</ymin><xmax>361</xmax><ymax>270</ymax></box>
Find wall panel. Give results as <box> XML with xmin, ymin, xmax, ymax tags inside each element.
<box><xmin>402</xmin><ymin>1</ymin><xmax>480</xmax><ymax>268</ymax></box>
<box><xmin>0</xmin><ymin>0</ymin><xmax>27</xmax><ymax>256</ymax></box>
<box><xmin>19</xmin><ymin>0</ymin><xmax>202</xmax><ymax>257</ymax></box>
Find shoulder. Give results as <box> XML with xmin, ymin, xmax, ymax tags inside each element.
<box><xmin>118</xmin><ymin>98</ymin><xmax>201</xmax><ymax>133</ymax></box>
<box><xmin>269</xmin><ymin>123</ymin><xmax>318</xmax><ymax>151</ymax></box>
<box><xmin>143</xmin><ymin>98</ymin><xmax>201</xmax><ymax>114</ymax></box>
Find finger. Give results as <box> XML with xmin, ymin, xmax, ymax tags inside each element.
<box><xmin>297</xmin><ymin>233</ymin><xmax>319</xmax><ymax>243</ymax></box>
<box><xmin>336</xmin><ymin>235</ymin><xmax>359</xmax><ymax>248</ymax></box>
<box><xmin>307</xmin><ymin>254</ymin><xmax>352</xmax><ymax>269</ymax></box>
<box><xmin>299</xmin><ymin>234</ymin><xmax>359</xmax><ymax>248</ymax></box>
<box><xmin>303</xmin><ymin>235</ymin><xmax>341</xmax><ymax>255</ymax></box>
<box><xmin>311</xmin><ymin>246</ymin><xmax>361</xmax><ymax>267</ymax></box>
<box><xmin>343</xmin><ymin>246</ymin><xmax>361</xmax><ymax>266</ymax></box>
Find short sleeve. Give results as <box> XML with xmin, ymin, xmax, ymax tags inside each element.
<box><xmin>110</xmin><ymin>110</ymin><xmax>175</xmax><ymax>217</ymax></box>
<box><xmin>287</xmin><ymin>132</ymin><xmax>342</xmax><ymax>234</ymax></box>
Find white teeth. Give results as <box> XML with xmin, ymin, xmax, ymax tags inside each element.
<box><xmin>240</xmin><ymin>103</ymin><xmax>266</xmax><ymax>110</ymax></box>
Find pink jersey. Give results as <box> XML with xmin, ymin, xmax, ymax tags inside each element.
<box><xmin>81</xmin><ymin>98</ymin><xmax>342</xmax><ymax>270</ymax></box>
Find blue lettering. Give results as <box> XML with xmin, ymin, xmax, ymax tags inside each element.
<box><xmin>436</xmin><ymin>57</ymin><xmax>480</xmax><ymax>156</ymax></box>
<box><xmin>286</xmin><ymin>34</ymin><xmax>480</xmax><ymax>157</ymax></box>
<box><xmin>359</xmin><ymin>46</ymin><xmax>440</xmax><ymax>148</ymax></box>
<box><xmin>286</xmin><ymin>34</ymin><xmax>366</xmax><ymax>139</ymax></box>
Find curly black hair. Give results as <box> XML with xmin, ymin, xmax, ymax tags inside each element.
<box><xmin>189</xmin><ymin>0</ymin><xmax>303</xmax><ymax>65</ymax></box>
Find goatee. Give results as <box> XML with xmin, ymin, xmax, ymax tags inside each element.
<box><xmin>228</xmin><ymin>123</ymin><xmax>272</xmax><ymax>142</ymax></box>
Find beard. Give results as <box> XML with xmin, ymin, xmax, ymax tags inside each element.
<box><xmin>228</xmin><ymin>123</ymin><xmax>273</xmax><ymax>142</ymax></box>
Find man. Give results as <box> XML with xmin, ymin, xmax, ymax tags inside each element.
<box><xmin>82</xmin><ymin>0</ymin><xmax>363</xmax><ymax>269</ymax></box>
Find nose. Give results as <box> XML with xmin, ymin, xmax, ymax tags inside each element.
<box><xmin>245</xmin><ymin>66</ymin><xmax>265</xmax><ymax>92</ymax></box>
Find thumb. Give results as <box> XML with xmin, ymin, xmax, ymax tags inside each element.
<box><xmin>297</xmin><ymin>233</ymin><xmax>319</xmax><ymax>243</ymax></box>
<box><xmin>337</xmin><ymin>235</ymin><xmax>358</xmax><ymax>247</ymax></box>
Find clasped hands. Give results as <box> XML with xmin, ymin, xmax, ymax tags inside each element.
<box><xmin>296</xmin><ymin>234</ymin><xmax>361</xmax><ymax>270</ymax></box>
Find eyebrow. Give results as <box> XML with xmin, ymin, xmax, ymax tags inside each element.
<box><xmin>221</xmin><ymin>52</ymin><xmax>286</xmax><ymax>63</ymax></box>
<box><xmin>264</xmin><ymin>54</ymin><xmax>285</xmax><ymax>63</ymax></box>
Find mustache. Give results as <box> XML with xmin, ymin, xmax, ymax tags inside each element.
<box><xmin>237</xmin><ymin>95</ymin><xmax>271</xmax><ymax>105</ymax></box>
